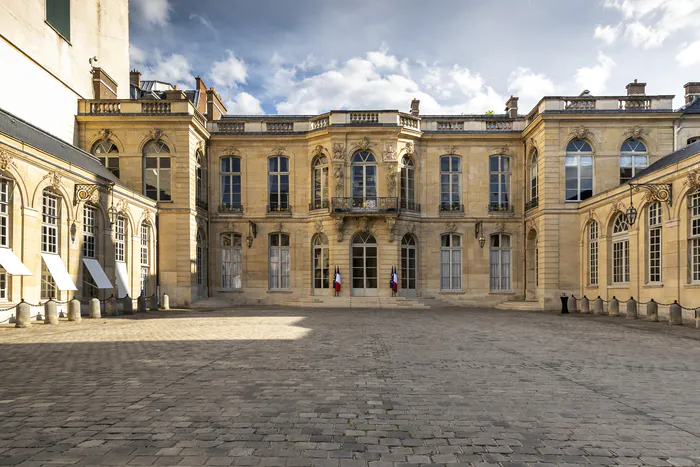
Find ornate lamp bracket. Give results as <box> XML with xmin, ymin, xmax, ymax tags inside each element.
<box><xmin>629</xmin><ymin>183</ymin><xmax>672</xmax><ymax>207</ymax></box>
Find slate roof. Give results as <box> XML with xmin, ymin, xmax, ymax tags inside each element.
<box><xmin>0</xmin><ymin>107</ymin><xmax>120</xmax><ymax>185</ymax></box>
<box><xmin>680</xmin><ymin>96</ymin><xmax>700</xmax><ymax>114</ymax></box>
<box><xmin>631</xmin><ymin>141</ymin><xmax>700</xmax><ymax>181</ymax></box>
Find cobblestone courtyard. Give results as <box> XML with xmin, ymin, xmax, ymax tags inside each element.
<box><xmin>2</xmin><ymin>308</ymin><xmax>700</xmax><ymax>466</ymax></box>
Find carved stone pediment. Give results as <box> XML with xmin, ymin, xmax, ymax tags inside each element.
<box><xmin>445</xmin><ymin>222</ymin><xmax>458</xmax><ymax>233</ymax></box>
<box><xmin>571</xmin><ymin>126</ymin><xmax>592</xmax><ymax>141</ymax></box>
<box><xmin>271</xmin><ymin>147</ymin><xmax>286</xmax><ymax>156</ymax></box>
<box><xmin>222</xmin><ymin>147</ymin><xmax>240</xmax><ymax>157</ymax></box>
<box><xmin>0</xmin><ymin>149</ymin><xmax>15</xmax><ymax>171</ymax></box>
<box><xmin>352</xmin><ymin>137</ymin><xmax>375</xmax><ymax>152</ymax></box>
<box><xmin>381</xmin><ymin>143</ymin><xmax>397</xmax><ymax>161</ymax></box>
<box><xmin>332</xmin><ymin>143</ymin><xmax>346</xmax><ymax>161</ymax></box>
<box><xmin>42</xmin><ymin>171</ymin><xmax>62</xmax><ymax>190</ymax></box>
<box><xmin>443</xmin><ymin>146</ymin><xmax>459</xmax><ymax>155</ymax></box>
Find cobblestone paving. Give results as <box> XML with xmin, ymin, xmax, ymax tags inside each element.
<box><xmin>2</xmin><ymin>308</ymin><xmax>700</xmax><ymax>466</ymax></box>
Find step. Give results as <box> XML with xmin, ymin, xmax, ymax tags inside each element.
<box><xmin>495</xmin><ymin>300</ymin><xmax>543</xmax><ymax>311</ymax></box>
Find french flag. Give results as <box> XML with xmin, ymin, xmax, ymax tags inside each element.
<box><xmin>390</xmin><ymin>266</ymin><xmax>398</xmax><ymax>292</ymax></box>
<box><xmin>334</xmin><ymin>267</ymin><xmax>341</xmax><ymax>292</ymax></box>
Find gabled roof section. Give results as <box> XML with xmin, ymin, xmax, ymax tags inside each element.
<box><xmin>631</xmin><ymin>141</ymin><xmax>700</xmax><ymax>180</ymax></box>
<box><xmin>680</xmin><ymin>97</ymin><xmax>700</xmax><ymax>114</ymax></box>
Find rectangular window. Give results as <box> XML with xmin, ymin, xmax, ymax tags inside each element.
<box><xmin>268</xmin><ymin>157</ymin><xmax>289</xmax><ymax>211</ymax></box>
<box><xmin>83</xmin><ymin>269</ymin><xmax>98</xmax><ymax>298</ymax></box>
<box><xmin>140</xmin><ymin>224</ymin><xmax>149</xmax><ymax>266</ymax></box>
<box><xmin>46</xmin><ymin>0</ymin><xmax>70</xmax><ymax>41</ymax></box>
<box><xmin>145</xmin><ymin>157</ymin><xmax>172</xmax><ymax>201</ymax></box>
<box><xmin>0</xmin><ymin>269</ymin><xmax>8</xmax><ymax>301</ymax></box>
<box><xmin>99</xmin><ymin>157</ymin><xmax>120</xmax><ymax>178</ymax></box>
<box><xmin>140</xmin><ymin>267</ymin><xmax>149</xmax><ymax>296</ymax></box>
<box><xmin>83</xmin><ymin>205</ymin><xmax>96</xmax><ymax>258</ymax></box>
<box><xmin>613</xmin><ymin>240</ymin><xmax>630</xmax><ymax>283</ymax></box>
<box><xmin>689</xmin><ymin>192</ymin><xmax>700</xmax><ymax>282</ymax></box>
<box><xmin>589</xmin><ymin>223</ymin><xmax>599</xmax><ymax>286</ymax></box>
<box><xmin>565</xmin><ymin>156</ymin><xmax>593</xmax><ymax>202</ymax></box>
<box><xmin>268</xmin><ymin>233</ymin><xmax>290</xmax><ymax>289</ymax></box>
<box><xmin>0</xmin><ymin>179</ymin><xmax>9</xmax><ymax>247</ymax></box>
<box><xmin>490</xmin><ymin>234</ymin><xmax>512</xmax><ymax>291</ymax></box>
<box><xmin>41</xmin><ymin>193</ymin><xmax>59</xmax><ymax>254</ymax></box>
<box><xmin>115</xmin><ymin>216</ymin><xmax>125</xmax><ymax>262</ymax></box>
<box><xmin>489</xmin><ymin>155</ymin><xmax>511</xmax><ymax>211</ymax></box>
<box><xmin>648</xmin><ymin>203</ymin><xmax>662</xmax><ymax>283</ymax></box>
<box><xmin>41</xmin><ymin>262</ymin><xmax>56</xmax><ymax>299</ymax></box>
<box><xmin>220</xmin><ymin>157</ymin><xmax>242</xmax><ymax>209</ymax></box>
<box><xmin>221</xmin><ymin>233</ymin><xmax>242</xmax><ymax>289</ymax></box>
<box><xmin>440</xmin><ymin>234</ymin><xmax>461</xmax><ymax>290</ymax></box>
<box><xmin>439</xmin><ymin>156</ymin><xmax>461</xmax><ymax>211</ymax></box>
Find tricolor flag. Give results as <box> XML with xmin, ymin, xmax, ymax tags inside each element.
<box><xmin>334</xmin><ymin>267</ymin><xmax>341</xmax><ymax>292</ymax></box>
<box><xmin>390</xmin><ymin>266</ymin><xmax>398</xmax><ymax>292</ymax></box>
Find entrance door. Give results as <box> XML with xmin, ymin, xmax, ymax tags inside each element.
<box><xmin>351</xmin><ymin>232</ymin><xmax>378</xmax><ymax>296</ymax></box>
<box><xmin>400</xmin><ymin>234</ymin><xmax>417</xmax><ymax>297</ymax></box>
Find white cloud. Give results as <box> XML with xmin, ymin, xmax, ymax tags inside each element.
<box><xmin>210</xmin><ymin>50</ymin><xmax>248</xmax><ymax>88</ymax></box>
<box><xmin>189</xmin><ymin>14</ymin><xmax>219</xmax><ymax>40</ymax></box>
<box><xmin>676</xmin><ymin>40</ymin><xmax>700</xmax><ymax>67</ymax></box>
<box><xmin>132</xmin><ymin>0</ymin><xmax>171</xmax><ymax>27</ymax></box>
<box><xmin>574</xmin><ymin>53</ymin><xmax>616</xmax><ymax>95</ymax></box>
<box><xmin>624</xmin><ymin>22</ymin><xmax>668</xmax><ymax>48</ymax></box>
<box><xmin>593</xmin><ymin>24</ymin><xmax>621</xmax><ymax>45</ymax></box>
<box><xmin>133</xmin><ymin>50</ymin><xmax>194</xmax><ymax>89</ymax></box>
<box><xmin>226</xmin><ymin>92</ymin><xmax>264</xmax><ymax>115</ymax></box>
<box><xmin>507</xmin><ymin>68</ymin><xmax>556</xmax><ymax>109</ymax></box>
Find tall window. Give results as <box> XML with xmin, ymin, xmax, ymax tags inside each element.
<box><xmin>648</xmin><ymin>203</ymin><xmax>662</xmax><ymax>283</ymax></box>
<box><xmin>589</xmin><ymin>221</ymin><xmax>599</xmax><ymax>286</ymax></box>
<box><xmin>490</xmin><ymin>234</ymin><xmax>511</xmax><ymax>291</ymax></box>
<box><xmin>83</xmin><ymin>205</ymin><xmax>97</xmax><ymax>258</ymax></box>
<box><xmin>0</xmin><ymin>269</ymin><xmax>7</xmax><ymax>301</ymax></box>
<box><xmin>195</xmin><ymin>151</ymin><xmax>205</xmax><ymax>206</ymax></box>
<box><xmin>612</xmin><ymin>214</ymin><xmax>630</xmax><ymax>284</ymax></box>
<box><xmin>92</xmin><ymin>140</ymin><xmax>120</xmax><ymax>178</ymax></box>
<box><xmin>400</xmin><ymin>155</ymin><xmax>416</xmax><ymax>210</ymax></box>
<box><xmin>528</xmin><ymin>151</ymin><xmax>538</xmax><ymax>202</ymax></box>
<box><xmin>489</xmin><ymin>155</ymin><xmax>511</xmax><ymax>211</ymax></box>
<box><xmin>439</xmin><ymin>155</ymin><xmax>461</xmax><ymax>211</ymax></box>
<box><xmin>141</xmin><ymin>223</ymin><xmax>150</xmax><ymax>295</ymax></box>
<box><xmin>196</xmin><ymin>230</ymin><xmax>204</xmax><ymax>286</ymax></box>
<box><xmin>351</xmin><ymin>151</ymin><xmax>377</xmax><ymax>201</ymax></box>
<box><xmin>41</xmin><ymin>191</ymin><xmax>59</xmax><ymax>299</ymax></box>
<box><xmin>143</xmin><ymin>140</ymin><xmax>172</xmax><ymax>201</ymax></box>
<box><xmin>268</xmin><ymin>156</ymin><xmax>290</xmax><ymax>211</ymax></box>
<box><xmin>115</xmin><ymin>216</ymin><xmax>126</xmax><ymax>262</ymax></box>
<box><xmin>0</xmin><ymin>178</ymin><xmax>10</xmax><ymax>247</ymax></box>
<box><xmin>220</xmin><ymin>156</ymin><xmax>242</xmax><ymax>210</ymax></box>
<box><xmin>46</xmin><ymin>0</ymin><xmax>70</xmax><ymax>41</ymax></box>
<box><xmin>440</xmin><ymin>234</ymin><xmax>461</xmax><ymax>290</ymax></box>
<box><xmin>312</xmin><ymin>234</ymin><xmax>329</xmax><ymax>289</ymax></box>
<box><xmin>221</xmin><ymin>233</ymin><xmax>242</xmax><ymax>289</ymax></box>
<box><xmin>269</xmin><ymin>233</ymin><xmax>290</xmax><ymax>289</ymax></box>
<box><xmin>620</xmin><ymin>139</ymin><xmax>648</xmax><ymax>184</ymax></box>
<box><xmin>690</xmin><ymin>192</ymin><xmax>700</xmax><ymax>282</ymax></box>
<box><xmin>311</xmin><ymin>155</ymin><xmax>329</xmax><ymax>209</ymax></box>
<box><xmin>565</xmin><ymin>139</ymin><xmax>593</xmax><ymax>202</ymax></box>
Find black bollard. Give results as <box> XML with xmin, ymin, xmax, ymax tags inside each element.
<box><xmin>561</xmin><ymin>294</ymin><xmax>569</xmax><ymax>314</ymax></box>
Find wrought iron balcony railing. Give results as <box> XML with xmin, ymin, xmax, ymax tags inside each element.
<box><xmin>488</xmin><ymin>202</ymin><xmax>514</xmax><ymax>213</ymax></box>
<box><xmin>525</xmin><ymin>197</ymin><xmax>538</xmax><ymax>211</ymax></box>
<box><xmin>439</xmin><ymin>202</ymin><xmax>464</xmax><ymax>213</ymax></box>
<box><xmin>267</xmin><ymin>203</ymin><xmax>292</xmax><ymax>214</ymax></box>
<box><xmin>332</xmin><ymin>197</ymin><xmax>398</xmax><ymax>214</ymax></box>
<box><xmin>218</xmin><ymin>203</ymin><xmax>244</xmax><ymax>214</ymax></box>
<box><xmin>196</xmin><ymin>198</ymin><xmax>208</xmax><ymax>210</ymax></box>
<box><xmin>399</xmin><ymin>200</ymin><xmax>421</xmax><ymax>213</ymax></box>
<box><xmin>309</xmin><ymin>200</ymin><xmax>330</xmax><ymax>211</ymax></box>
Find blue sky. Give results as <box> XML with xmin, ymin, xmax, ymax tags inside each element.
<box><xmin>129</xmin><ymin>0</ymin><xmax>700</xmax><ymax>115</ymax></box>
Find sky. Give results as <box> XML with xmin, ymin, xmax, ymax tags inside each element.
<box><xmin>129</xmin><ymin>0</ymin><xmax>700</xmax><ymax>116</ymax></box>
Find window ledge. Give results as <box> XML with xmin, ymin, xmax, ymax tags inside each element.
<box><xmin>267</xmin><ymin>289</ymin><xmax>292</xmax><ymax>294</ymax></box>
<box><xmin>608</xmin><ymin>284</ymin><xmax>630</xmax><ymax>289</ymax></box>
<box><xmin>489</xmin><ymin>290</ymin><xmax>516</xmax><ymax>295</ymax></box>
<box><xmin>439</xmin><ymin>290</ymin><xmax>464</xmax><ymax>294</ymax></box>
<box><xmin>643</xmin><ymin>283</ymin><xmax>664</xmax><ymax>288</ymax></box>
<box><xmin>218</xmin><ymin>289</ymin><xmax>243</xmax><ymax>294</ymax></box>
<box><xmin>684</xmin><ymin>283</ymin><xmax>700</xmax><ymax>289</ymax></box>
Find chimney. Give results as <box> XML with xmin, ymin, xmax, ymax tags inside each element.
<box><xmin>194</xmin><ymin>76</ymin><xmax>209</xmax><ymax>114</ymax></box>
<box><xmin>207</xmin><ymin>87</ymin><xmax>227</xmax><ymax>120</ymax></box>
<box><xmin>684</xmin><ymin>82</ymin><xmax>700</xmax><ymax>105</ymax></box>
<box><xmin>130</xmin><ymin>70</ymin><xmax>141</xmax><ymax>89</ymax></box>
<box><xmin>626</xmin><ymin>79</ymin><xmax>646</xmax><ymax>96</ymax></box>
<box><xmin>505</xmin><ymin>95</ymin><xmax>518</xmax><ymax>119</ymax></box>
<box><xmin>410</xmin><ymin>98</ymin><xmax>420</xmax><ymax>116</ymax></box>
<box><xmin>92</xmin><ymin>67</ymin><xmax>118</xmax><ymax>99</ymax></box>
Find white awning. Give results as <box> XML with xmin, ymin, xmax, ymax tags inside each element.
<box><xmin>0</xmin><ymin>247</ymin><xmax>32</xmax><ymax>275</ymax></box>
<box><xmin>116</xmin><ymin>261</ymin><xmax>130</xmax><ymax>298</ymax></box>
<box><xmin>82</xmin><ymin>258</ymin><xmax>113</xmax><ymax>289</ymax></box>
<box><xmin>41</xmin><ymin>253</ymin><xmax>77</xmax><ymax>290</ymax></box>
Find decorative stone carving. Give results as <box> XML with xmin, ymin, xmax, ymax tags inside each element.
<box><xmin>445</xmin><ymin>222</ymin><xmax>458</xmax><ymax>233</ymax></box>
<box><xmin>0</xmin><ymin>149</ymin><xmax>15</xmax><ymax>171</ymax></box>
<box><xmin>224</xmin><ymin>221</ymin><xmax>238</xmax><ymax>232</ymax></box>
<box><xmin>405</xmin><ymin>221</ymin><xmax>416</xmax><ymax>235</ymax></box>
<box><xmin>274</xmin><ymin>222</ymin><xmax>284</xmax><ymax>232</ymax></box>
<box><xmin>314</xmin><ymin>220</ymin><xmax>323</xmax><ymax>233</ymax></box>
<box><xmin>353</xmin><ymin>137</ymin><xmax>375</xmax><ymax>152</ymax></box>
<box><xmin>334</xmin><ymin>217</ymin><xmax>344</xmax><ymax>242</ymax></box>
<box><xmin>491</xmin><ymin>145</ymin><xmax>511</xmax><ymax>155</ymax></box>
<box><xmin>97</xmin><ymin>128</ymin><xmax>113</xmax><ymax>141</ymax></box>
<box><xmin>222</xmin><ymin>147</ymin><xmax>240</xmax><ymax>156</ymax></box>
<box><xmin>311</xmin><ymin>145</ymin><xmax>326</xmax><ymax>159</ymax></box>
<box><xmin>386</xmin><ymin>169</ymin><xmax>397</xmax><ymax>197</ymax></box>
<box><xmin>686</xmin><ymin>168</ymin><xmax>700</xmax><ymax>191</ymax></box>
<box><xmin>381</xmin><ymin>143</ymin><xmax>397</xmax><ymax>161</ymax></box>
<box><xmin>625</xmin><ymin>125</ymin><xmax>645</xmax><ymax>140</ymax></box>
<box><xmin>587</xmin><ymin>209</ymin><xmax>594</xmax><ymax>221</ymax></box>
<box><xmin>610</xmin><ymin>199</ymin><xmax>625</xmax><ymax>215</ymax></box>
<box><xmin>147</xmin><ymin>128</ymin><xmax>164</xmax><ymax>141</ymax></box>
<box><xmin>42</xmin><ymin>171</ymin><xmax>62</xmax><ymax>190</ymax></box>
<box><xmin>571</xmin><ymin>126</ymin><xmax>592</xmax><ymax>140</ymax></box>
<box><xmin>74</xmin><ymin>184</ymin><xmax>100</xmax><ymax>205</ymax></box>
<box><xmin>271</xmin><ymin>147</ymin><xmax>286</xmax><ymax>156</ymax></box>
<box><xmin>495</xmin><ymin>222</ymin><xmax>507</xmax><ymax>233</ymax></box>
<box><xmin>404</xmin><ymin>142</ymin><xmax>414</xmax><ymax>155</ymax></box>
<box><xmin>332</xmin><ymin>143</ymin><xmax>346</xmax><ymax>161</ymax></box>
<box><xmin>443</xmin><ymin>146</ymin><xmax>459</xmax><ymax>155</ymax></box>
<box><xmin>116</xmin><ymin>199</ymin><xmax>129</xmax><ymax>213</ymax></box>
<box><xmin>385</xmin><ymin>217</ymin><xmax>397</xmax><ymax>242</ymax></box>
<box><xmin>333</xmin><ymin>165</ymin><xmax>345</xmax><ymax>195</ymax></box>
<box><xmin>356</xmin><ymin>217</ymin><xmax>372</xmax><ymax>233</ymax></box>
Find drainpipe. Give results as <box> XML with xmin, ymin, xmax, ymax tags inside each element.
<box><xmin>522</xmin><ymin>138</ymin><xmax>527</xmax><ymax>300</ymax></box>
<box><xmin>206</xmin><ymin>139</ymin><xmax>211</xmax><ymax>298</ymax></box>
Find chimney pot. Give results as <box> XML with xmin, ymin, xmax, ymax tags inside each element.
<box><xmin>130</xmin><ymin>70</ymin><xmax>141</xmax><ymax>89</ymax></box>
<box><xmin>626</xmin><ymin>79</ymin><xmax>646</xmax><ymax>96</ymax></box>
<box><xmin>684</xmin><ymin>82</ymin><xmax>700</xmax><ymax>105</ymax></box>
<box><xmin>410</xmin><ymin>98</ymin><xmax>420</xmax><ymax>116</ymax></box>
<box><xmin>505</xmin><ymin>96</ymin><xmax>519</xmax><ymax>119</ymax></box>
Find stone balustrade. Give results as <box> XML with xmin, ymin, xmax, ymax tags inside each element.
<box><xmin>437</xmin><ymin>121</ymin><xmax>464</xmax><ymax>131</ymax></box>
<box><xmin>350</xmin><ymin>112</ymin><xmax>379</xmax><ymax>124</ymax></box>
<box><xmin>310</xmin><ymin>117</ymin><xmax>329</xmax><ymax>130</ymax></box>
<box><xmin>399</xmin><ymin>115</ymin><xmax>419</xmax><ymax>129</ymax></box>
<box><xmin>141</xmin><ymin>102</ymin><xmax>172</xmax><ymax>114</ymax></box>
<box><xmin>89</xmin><ymin>102</ymin><xmax>121</xmax><ymax>114</ymax></box>
<box><xmin>265</xmin><ymin>122</ymin><xmax>294</xmax><ymax>132</ymax></box>
<box><xmin>218</xmin><ymin>122</ymin><xmax>245</xmax><ymax>133</ymax></box>
<box><xmin>485</xmin><ymin>121</ymin><xmax>513</xmax><ymax>130</ymax></box>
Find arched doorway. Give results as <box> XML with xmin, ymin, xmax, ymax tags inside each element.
<box><xmin>526</xmin><ymin>228</ymin><xmax>538</xmax><ymax>299</ymax></box>
<box><xmin>400</xmin><ymin>233</ymin><xmax>417</xmax><ymax>297</ymax></box>
<box><xmin>312</xmin><ymin>234</ymin><xmax>329</xmax><ymax>295</ymax></box>
<box><xmin>351</xmin><ymin>232</ymin><xmax>378</xmax><ymax>296</ymax></box>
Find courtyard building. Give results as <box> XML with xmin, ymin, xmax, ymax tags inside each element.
<box><xmin>3</xmin><ymin>0</ymin><xmax>700</xmax><ymax>312</ymax></box>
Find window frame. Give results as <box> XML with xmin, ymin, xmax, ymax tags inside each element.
<box><xmin>589</xmin><ymin>221</ymin><xmax>599</xmax><ymax>286</ymax></box>
<box><xmin>648</xmin><ymin>202</ymin><xmax>662</xmax><ymax>283</ymax></box>
<box><xmin>82</xmin><ymin>204</ymin><xmax>97</xmax><ymax>258</ymax></box>
<box><xmin>439</xmin><ymin>155</ymin><xmax>462</xmax><ymax>211</ymax></box>
<box><xmin>143</xmin><ymin>140</ymin><xmax>172</xmax><ymax>202</ymax></box>
<box><xmin>41</xmin><ymin>191</ymin><xmax>60</xmax><ymax>254</ymax></box>
<box><xmin>268</xmin><ymin>156</ymin><xmax>290</xmax><ymax>211</ymax></box>
<box><xmin>689</xmin><ymin>191</ymin><xmax>700</xmax><ymax>282</ymax></box>
<box><xmin>565</xmin><ymin>139</ymin><xmax>594</xmax><ymax>202</ymax></box>
<box><xmin>490</xmin><ymin>233</ymin><xmax>512</xmax><ymax>291</ymax></box>
<box><xmin>440</xmin><ymin>233</ymin><xmax>462</xmax><ymax>291</ymax></box>
<box><xmin>311</xmin><ymin>155</ymin><xmax>329</xmax><ymax>210</ymax></box>
<box><xmin>220</xmin><ymin>156</ymin><xmax>242</xmax><ymax>210</ymax></box>
<box><xmin>350</xmin><ymin>151</ymin><xmax>377</xmax><ymax>200</ymax></box>
<box><xmin>0</xmin><ymin>178</ymin><xmax>10</xmax><ymax>248</ymax></box>
<box><xmin>221</xmin><ymin>233</ymin><xmax>242</xmax><ymax>289</ymax></box>
<box><xmin>115</xmin><ymin>215</ymin><xmax>126</xmax><ymax>263</ymax></box>
<box><xmin>489</xmin><ymin>155</ymin><xmax>511</xmax><ymax>211</ymax></box>
<box><xmin>312</xmin><ymin>234</ymin><xmax>330</xmax><ymax>289</ymax></box>
<box><xmin>140</xmin><ymin>223</ymin><xmax>150</xmax><ymax>296</ymax></box>
<box><xmin>528</xmin><ymin>151</ymin><xmax>538</xmax><ymax>202</ymax></box>
<box><xmin>612</xmin><ymin>214</ymin><xmax>630</xmax><ymax>284</ymax></box>
<box><xmin>45</xmin><ymin>0</ymin><xmax>71</xmax><ymax>42</ymax></box>
<box><xmin>400</xmin><ymin>155</ymin><xmax>416</xmax><ymax>210</ymax></box>
<box><xmin>620</xmin><ymin>139</ymin><xmax>648</xmax><ymax>185</ymax></box>
<box><xmin>268</xmin><ymin>233</ymin><xmax>290</xmax><ymax>290</ymax></box>
<box><xmin>92</xmin><ymin>140</ymin><xmax>119</xmax><ymax>178</ymax></box>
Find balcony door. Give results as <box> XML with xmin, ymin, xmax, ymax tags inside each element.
<box><xmin>351</xmin><ymin>151</ymin><xmax>377</xmax><ymax>209</ymax></box>
<box><xmin>400</xmin><ymin>234</ymin><xmax>417</xmax><ymax>297</ymax></box>
<box><xmin>351</xmin><ymin>232</ymin><xmax>378</xmax><ymax>296</ymax></box>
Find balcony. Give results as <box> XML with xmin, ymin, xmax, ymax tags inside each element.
<box><xmin>332</xmin><ymin>197</ymin><xmax>398</xmax><ymax>214</ymax></box>
<box><xmin>399</xmin><ymin>200</ymin><xmax>421</xmax><ymax>213</ymax></box>
<box><xmin>525</xmin><ymin>197</ymin><xmax>538</xmax><ymax>211</ymax></box>
<box><xmin>218</xmin><ymin>204</ymin><xmax>244</xmax><ymax>214</ymax></box>
<box><xmin>196</xmin><ymin>198</ymin><xmax>208</xmax><ymax>210</ymax></box>
<box><xmin>488</xmin><ymin>202</ymin><xmax>514</xmax><ymax>213</ymax></box>
<box><xmin>439</xmin><ymin>203</ymin><xmax>464</xmax><ymax>213</ymax></box>
<box><xmin>267</xmin><ymin>204</ymin><xmax>292</xmax><ymax>215</ymax></box>
<box><xmin>309</xmin><ymin>200</ymin><xmax>330</xmax><ymax>211</ymax></box>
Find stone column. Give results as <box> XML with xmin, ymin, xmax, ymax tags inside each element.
<box><xmin>567</xmin><ymin>295</ymin><xmax>577</xmax><ymax>313</ymax></box>
<box><xmin>647</xmin><ymin>300</ymin><xmax>658</xmax><ymax>321</ymax></box>
<box><xmin>594</xmin><ymin>297</ymin><xmax>604</xmax><ymax>315</ymax></box>
<box><xmin>122</xmin><ymin>295</ymin><xmax>133</xmax><ymax>315</ymax></box>
<box><xmin>89</xmin><ymin>298</ymin><xmax>101</xmax><ymax>319</ymax></box>
<box><xmin>106</xmin><ymin>296</ymin><xmax>118</xmax><ymax>316</ymax></box>
<box><xmin>137</xmin><ymin>295</ymin><xmax>147</xmax><ymax>313</ymax></box>
<box><xmin>149</xmin><ymin>294</ymin><xmax>159</xmax><ymax>311</ymax></box>
<box><xmin>609</xmin><ymin>297</ymin><xmax>619</xmax><ymax>316</ymax></box>
<box><xmin>15</xmin><ymin>301</ymin><xmax>31</xmax><ymax>328</ymax></box>
<box><xmin>580</xmin><ymin>296</ymin><xmax>590</xmax><ymax>314</ymax></box>
<box><xmin>161</xmin><ymin>294</ymin><xmax>170</xmax><ymax>310</ymax></box>
<box><xmin>669</xmin><ymin>301</ymin><xmax>682</xmax><ymax>325</ymax></box>
<box><xmin>67</xmin><ymin>299</ymin><xmax>81</xmax><ymax>322</ymax></box>
<box><xmin>44</xmin><ymin>300</ymin><xmax>58</xmax><ymax>324</ymax></box>
<box><xmin>626</xmin><ymin>297</ymin><xmax>637</xmax><ymax>320</ymax></box>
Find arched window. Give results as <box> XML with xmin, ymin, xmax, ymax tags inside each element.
<box><xmin>195</xmin><ymin>150</ymin><xmax>205</xmax><ymax>208</ymax></box>
<box><xmin>612</xmin><ymin>214</ymin><xmax>630</xmax><ymax>284</ymax></box>
<box><xmin>92</xmin><ymin>140</ymin><xmax>120</xmax><ymax>178</ymax></box>
<box><xmin>221</xmin><ymin>233</ymin><xmax>242</xmax><ymax>289</ymax></box>
<box><xmin>268</xmin><ymin>156</ymin><xmax>290</xmax><ymax>212</ymax></box>
<box><xmin>689</xmin><ymin>191</ymin><xmax>700</xmax><ymax>282</ymax></box>
<box><xmin>351</xmin><ymin>151</ymin><xmax>377</xmax><ymax>202</ymax></box>
<box><xmin>41</xmin><ymin>190</ymin><xmax>60</xmax><ymax>299</ymax></box>
<box><xmin>269</xmin><ymin>233</ymin><xmax>290</xmax><ymax>289</ymax></box>
<box><xmin>143</xmin><ymin>140</ymin><xmax>171</xmax><ymax>201</ymax></box>
<box><xmin>565</xmin><ymin>139</ymin><xmax>593</xmax><ymax>202</ymax></box>
<box><xmin>220</xmin><ymin>156</ymin><xmax>242</xmax><ymax>212</ymax></box>
<box><xmin>589</xmin><ymin>221</ymin><xmax>599</xmax><ymax>286</ymax></box>
<box><xmin>0</xmin><ymin>177</ymin><xmax>12</xmax><ymax>300</ymax></box>
<box><xmin>311</xmin><ymin>155</ymin><xmax>329</xmax><ymax>210</ymax></box>
<box><xmin>400</xmin><ymin>233</ymin><xmax>417</xmax><ymax>292</ymax></box>
<box><xmin>620</xmin><ymin>139</ymin><xmax>648</xmax><ymax>184</ymax></box>
<box><xmin>82</xmin><ymin>204</ymin><xmax>99</xmax><ymax>298</ymax></box>
<box><xmin>528</xmin><ymin>150</ymin><xmax>538</xmax><ymax>205</ymax></box>
<box><xmin>647</xmin><ymin>202</ymin><xmax>662</xmax><ymax>283</ymax></box>
<box><xmin>140</xmin><ymin>222</ymin><xmax>150</xmax><ymax>295</ymax></box>
<box><xmin>439</xmin><ymin>155</ymin><xmax>461</xmax><ymax>211</ymax></box>
<box><xmin>440</xmin><ymin>233</ymin><xmax>461</xmax><ymax>290</ymax></box>
<box><xmin>688</xmin><ymin>137</ymin><xmax>700</xmax><ymax>146</ymax></box>
<box><xmin>489</xmin><ymin>155</ymin><xmax>511</xmax><ymax>212</ymax></box>
<box><xmin>400</xmin><ymin>156</ymin><xmax>416</xmax><ymax>211</ymax></box>
<box><xmin>490</xmin><ymin>234</ymin><xmax>511</xmax><ymax>291</ymax></box>
<box><xmin>115</xmin><ymin>215</ymin><xmax>126</xmax><ymax>263</ymax></box>
<box><xmin>312</xmin><ymin>234</ymin><xmax>329</xmax><ymax>289</ymax></box>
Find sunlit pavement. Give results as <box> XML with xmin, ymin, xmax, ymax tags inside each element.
<box><xmin>1</xmin><ymin>308</ymin><xmax>700</xmax><ymax>466</ymax></box>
